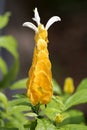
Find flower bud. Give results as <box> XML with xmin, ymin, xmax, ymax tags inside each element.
<box><xmin>63</xmin><ymin>77</ymin><xmax>75</xmax><ymax>94</ymax></box>
<box><xmin>55</xmin><ymin>113</ymin><xmax>63</xmax><ymax>123</ymax></box>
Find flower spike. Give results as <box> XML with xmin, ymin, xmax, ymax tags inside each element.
<box><xmin>23</xmin><ymin>8</ymin><xmax>61</xmax><ymax>106</ymax></box>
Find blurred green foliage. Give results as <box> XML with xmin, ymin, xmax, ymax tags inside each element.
<box><xmin>0</xmin><ymin>12</ymin><xmax>11</xmax><ymax>29</ymax></box>
<box><xmin>1</xmin><ymin>78</ymin><xmax>87</xmax><ymax>130</ymax></box>
<box><xmin>0</xmin><ymin>12</ymin><xmax>19</xmax><ymax>90</ymax></box>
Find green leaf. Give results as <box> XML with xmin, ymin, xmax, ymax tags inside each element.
<box><xmin>0</xmin><ymin>92</ymin><xmax>8</xmax><ymax>109</ymax></box>
<box><xmin>10</xmin><ymin>112</ymin><xmax>27</xmax><ymax>125</ymax></box>
<box><xmin>0</xmin><ymin>36</ymin><xmax>18</xmax><ymax>58</ymax></box>
<box><xmin>5</xmin><ymin>113</ymin><xmax>26</xmax><ymax>130</ymax></box>
<box><xmin>64</xmin><ymin>89</ymin><xmax>87</xmax><ymax>110</ymax></box>
<box><xmin>0</xmin><ymin>36</ymin><xmax>19</xmax><ymax>89</ymax></box>
<box><xmin>9</xmin><ymin>97</ymin><xmax>29</xmax><ymax>107</ymax></box>
<box><xmin>60</xmin><ymin>124</ymin><xmax>87</xmax><ymax>130</ymax></box>
<box><xmin>12</xmin><ymin>94</ymin><xmax>27</xmax><ymax>99</ymax></box>
<box><xmin>43</xmin><ymin>97</ymin><xmax>64</xmax><ymax>121</ymax></box>
<box><xmin>25</xmin><ymin>112</ymin><xmax>37</xmax><ymax>118</ymax></box>
<box><xmin>67</xmin><ymin>110</ymin><xmax>85</xmax><ymax>120</ymax></box>
<box><xmin>8</xmin><ymin>105</ymin><xmax>30</xmax><ymax>115</ymax></box>
<box><xmin>0</xmin><ymin>12</ymin><xmax>11</xmax><ymax>29</ymax></box>
<box><xmin>61</xmin><ymin>110</ymin><xmax>85</xmax><ymax>126</ymax></box>
<box><xmin>36</xmin><ymin>118</ymin><xmax>57</xmax><ymax>130</ymax></box>
<box><xmin>0</xmin><ymin>119</ymin><xmax>5</xmax><ymax>127</ymax></box>
<box><xmin>0</xmin><ymin>57</ymin><xmax>8</xmax><ymax>75</ymax></box>
<box><xmin>9</xmin><ymin>98</ymin><xmax>26</xmax><ymax>106</ymax></box>
<box><xmin>0</xmin><ymin>128</ymin><xmax>18</xmax><ymax>130</ymax></box>
<box><xmin>44</xmin><ymin>107</ymin><xmax>59</xmax><ymax>121</ymax></box>
<box><xmin>52</xmin><ymin>79</ymin><xmax>62</xmax><ymax>95</ymax></box>
<box><xmin>76</xmin><ymin>78</ymin><xmax>87</xmax><ymax>91</ymax></box>
<box><xmin>11</xmin><ymin>78</ymin><xmax>27</xmax><ymax>90</ymax></box>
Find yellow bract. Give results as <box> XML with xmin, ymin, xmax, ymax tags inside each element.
<box><xmin>63</xmin><ymin>77</ymin><xmax>75</xmax><ymax>94</ymax></box>
<box><xmin>35</xmin><ymin>25</ymin><xmax>48</xmax><ymax>44</ymax></box>
<box><xmin>27</xmin><ymin>24</ymin><xmax>53</xmax><ymax>105</ymax></box>
<box><xmin>55</xmin><ymin>113</ymin><xmax>63</xmax><ymax>123</ymax></box>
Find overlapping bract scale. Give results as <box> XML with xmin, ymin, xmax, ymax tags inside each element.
<box><xmin>27</xmin><ymin>27</ymin><xmax>53</xmax><ymax>105</ymax></box>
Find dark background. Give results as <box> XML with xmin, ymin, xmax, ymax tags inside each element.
<box><xmin>1</xmin><ymin>0</ymin><xmax>87</xmax><ymax>118</ymax></box>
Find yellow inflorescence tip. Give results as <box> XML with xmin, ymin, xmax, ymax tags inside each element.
<box><xmin>63</xmin><ymin>77</ymin><xmax>75</xmax><ymax>94</ymax></box>
<box><xmin>55</xmin><ymin>113</ymin><xmax>63</xmax><ymax>123</ymax></box>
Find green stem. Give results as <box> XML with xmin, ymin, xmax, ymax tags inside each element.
<box><xmin>32</xmin><ymin>103</ymin><xmax>40</xmax><ymax>115</ymax></box>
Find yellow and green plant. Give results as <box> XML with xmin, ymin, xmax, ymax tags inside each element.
<box><xmin>0</xmin><ymin>8</ymin><xmax>87</xmax><ymax>130</ymax></box>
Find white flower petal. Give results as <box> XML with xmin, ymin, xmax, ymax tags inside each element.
<box><xmin>45</xmin><ymin>16</ymin><xmax>61</xmax><ymax>30</ymax></box>
<box><xmin>32</xmin><ymin>8</ymin><xmax>40</xmax><ymax>25</ymax></box>
<box><xmin>23</xmin><ymin>22</ymin><xmax>38</xmax><ymax>32</ymax></box>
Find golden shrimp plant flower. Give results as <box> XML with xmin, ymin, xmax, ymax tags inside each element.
<box><xmin>23</xmin><ymin>8</ymin><xmax>61</xmax><ymax>106</ymax></box>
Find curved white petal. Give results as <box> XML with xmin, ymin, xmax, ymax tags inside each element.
<box><xmin>45</xmin><ymin>16</ymin><xmax>61</xmax><ymax>30</ymax></box>
<box><xmin>32</xmin><ymin>8</ymin><xmax>40</xmax><ymax>25</ymax></box>
<box><xmin>23</xmin><ymin>22</ymin><xmax>38</xmax><ymax>32</ymax></box>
